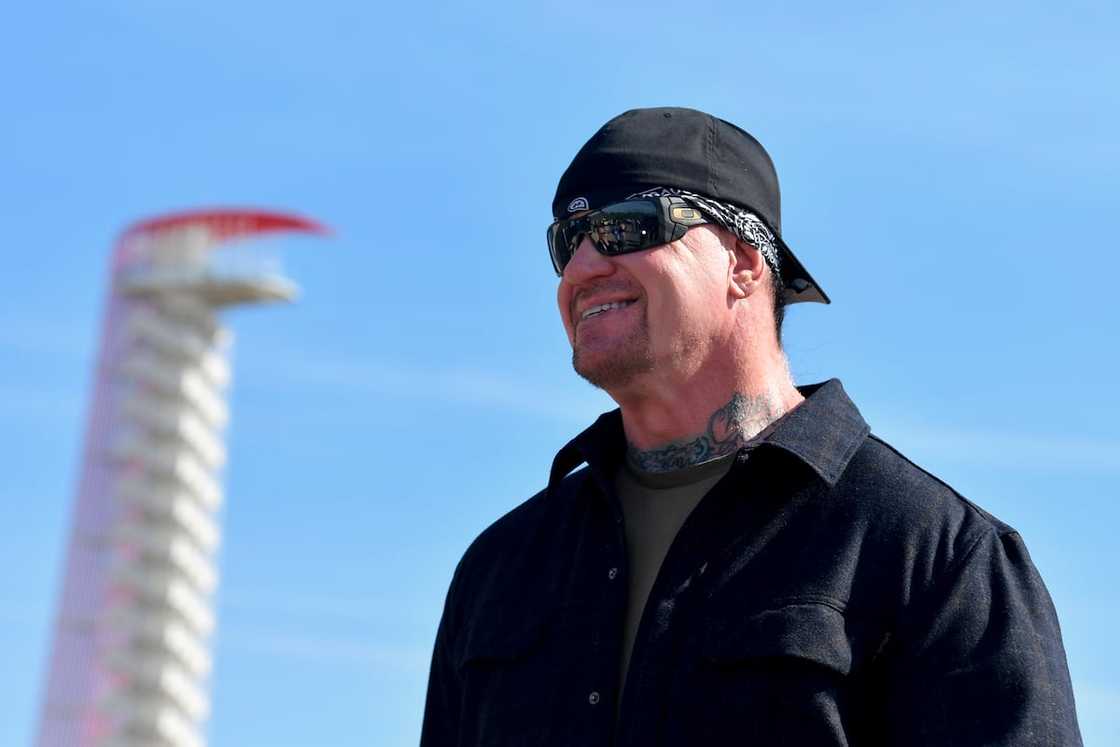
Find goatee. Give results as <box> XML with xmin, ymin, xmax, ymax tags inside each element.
<box><xmin>572</xmin><ymin>330</ymin><xmax>655</xmax><ymax>391</ymax></box>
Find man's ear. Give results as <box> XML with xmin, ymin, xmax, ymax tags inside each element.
<box><xmin>727</xmin><ymin>235</ymin><xmax>766</xmax><ymax>300</ymax></box>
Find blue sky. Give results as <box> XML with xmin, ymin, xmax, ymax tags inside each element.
<box><xmin>2</xmin><ymin>1</ymin><xmax>1118</xmax><ymax>745</ymax></box>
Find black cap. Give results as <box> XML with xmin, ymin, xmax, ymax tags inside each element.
<box><xmin>552</xmin><ymin>107</ymin><xmax>829</xmax><ymax>305</ymax></box>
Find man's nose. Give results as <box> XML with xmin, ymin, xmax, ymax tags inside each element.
<box><xmin>562</xmin><ymin>237</ymin><xmax>615</xmax><ymax>284</ymax></box>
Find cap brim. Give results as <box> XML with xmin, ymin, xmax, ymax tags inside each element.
<box><xmin>775</xmin><ymin>236</ymin><xmax>830</xmax><ymax>305</ymax></box>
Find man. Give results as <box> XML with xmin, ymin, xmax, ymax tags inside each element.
<box><xmin>420</xmin><ymin>107</ymin><xmax>1082</xmax><ymax>746</ymax></box>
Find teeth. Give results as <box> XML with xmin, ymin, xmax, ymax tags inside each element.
<box><xmin>581</xmin><ymin>301</ymin><xmax>633</xmax><ymax>320</ymax></box>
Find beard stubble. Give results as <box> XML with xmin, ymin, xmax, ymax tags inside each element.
<box><xmin>571</xmin><ymin>307</ymin><xmax>656</xmax><ymax>391</ymax></box>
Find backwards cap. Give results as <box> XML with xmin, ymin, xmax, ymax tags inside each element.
<box><xmin>552</xmin><ymin>107</ymin><xmax>829</xmax><ymax>305</ymax></box>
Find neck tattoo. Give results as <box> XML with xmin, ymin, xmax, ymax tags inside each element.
<box><xmin>627</xmin><ymin>392</ymin><xmax>782</xmax><ymax>473</ymax></box>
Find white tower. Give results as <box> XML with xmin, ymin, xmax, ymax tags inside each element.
<box><xmin>35</xmin><ymin>210</ymin><xmax>327</xmax><ymax>747</ymax></box>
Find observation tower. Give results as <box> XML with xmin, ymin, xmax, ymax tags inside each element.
<box><xmin>35</xmin><ymin>210</ymin><xmax>327</xmax><ymax>747</ymax></box>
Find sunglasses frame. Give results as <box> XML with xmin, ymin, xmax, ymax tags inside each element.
<box><xmin>547</xmin><ymin>196</ymin><xmax>708</xmax><ymax>276</ymax></box>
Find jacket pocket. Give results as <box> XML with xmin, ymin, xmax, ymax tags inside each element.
<box><xmin>457</xmin><ymin>602</ymin><xmax>579</xmax><ymax>746</ymax></box>
<box><xmin>679</xmin><ymin>601</ymin><xmax>852</xmax><ymax>745</ymax></box>
<box><xmin>458</xmin><ymin>605</ymin><xmax>556</xmax><ymax>668</ymax></box>
<box><xmin>700</xmin><ymin>601</ymin><xmax>852</xmax><ymax>676</ymax></box>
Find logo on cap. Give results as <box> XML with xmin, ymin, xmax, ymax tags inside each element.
<box><xmin>627</xmin><ymin>186</ymin><xmax>679</xmax><ymax>199</ymax></box>
<box><xmin>567</xmin><ymin>197</ymin><xmax>589</xmax><ymax>213</ymax></box>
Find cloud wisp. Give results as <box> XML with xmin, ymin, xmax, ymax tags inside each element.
<box><xmin>244</xmin><ymin>350</ymin><xmax>612</xmax><ymax>425</ymax></box>
<box><xmin>873</xmin><ymin>420</ymin><xmax>1120</xmax><ymax>475</ymax></box>
<box><xmin>246</xmin><ymin>347</ymin><xmax>1120</xmax><ymax>473</ymax></box>
<box><xmin>219</xmin><ymin>628</ymin><xmax>431</xmax><ymax>674</ymax></box>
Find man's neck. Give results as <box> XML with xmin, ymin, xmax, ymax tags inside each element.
<box><xmin>613</xmin><ymin>354</ymin><xmax>804</xmax><ymax>473</ymax></box>
<box><xmin>624</xmin><ymin>388</ymin><xmax>793</xmax><ymax>472</ymax></box>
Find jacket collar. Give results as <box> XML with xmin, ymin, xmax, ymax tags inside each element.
<box><xmin>764</xmin><ymin>379</ymin><xmax>871</xmax><ymax>486</ymax></box>
<box><xmin>548</xmin><ymin>378</ymin><xmax>869</xmax><ymax>491</ymax></box>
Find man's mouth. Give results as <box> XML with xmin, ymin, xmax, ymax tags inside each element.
<box><xmin>580</xmin><ymin>300</ymin><xmax>636</xmax><ymax>321</ymax></box>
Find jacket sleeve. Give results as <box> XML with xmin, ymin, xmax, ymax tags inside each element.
<box><xmin>419</xmin><ymin>570</ymin><xmax>464</xmax><ymax>747</ymax></box>
<box><xmin>885</xmin><ymin>529</ymin><xmax>1082</xmax><ymax>746</ymax></box>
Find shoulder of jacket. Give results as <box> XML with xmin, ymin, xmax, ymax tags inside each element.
<box><xmin>847</xmin><ymin>433</ymin><xmax>1017</xmax><ymax>536</ymax></box>
<box><xmin>451</xmin><ymin>465</ymin><xmax>591</xmax><ymax>590</ymax></box>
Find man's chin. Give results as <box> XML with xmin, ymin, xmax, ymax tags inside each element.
<box><xmin>572</xmin><ymin>348</ymin><xmax>654</xmax><ymax>391</ymax></box>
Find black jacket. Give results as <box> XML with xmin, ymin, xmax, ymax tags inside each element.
<box><xmin>421</xmin><ymin>379</ymin><xmax>1082</xmax><ymax>746</ymax></box>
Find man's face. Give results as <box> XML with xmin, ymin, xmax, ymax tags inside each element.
<box><xmin>556</xmin><ymin>225</ymin><xmax>735</xmax><ymax>391</ymax></box>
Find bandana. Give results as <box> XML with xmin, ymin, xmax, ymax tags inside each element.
<box><xmin>625</xmin><ymin>187</ymin><xmax>781</xmax><ymax>274</ymax></box>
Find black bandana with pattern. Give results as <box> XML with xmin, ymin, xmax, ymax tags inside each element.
<box><xmin>625</xmin><ymin>186</ymin><xmax>781</xmax><ymax>277</ymax></box>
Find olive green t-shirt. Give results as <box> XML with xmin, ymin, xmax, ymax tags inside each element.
<box><xmin>613</xmin><ymin>452</ymin><xmax>738</xmax><ymax>690</ymax></box>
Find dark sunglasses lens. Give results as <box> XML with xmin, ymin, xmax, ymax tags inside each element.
<box><xmin>589</xmin><ymin>202</ymin><xmax>660</xmax><ymax>256</ymax></box>
<box><xmin>547</xmin><ymin>218</ymin><xmax>587</xmax><ymax>274</ymax></box>
<box><xmin>547</xmin><ymin>201</ymin><xmax>663</xmax><ymax>275</ymax></box>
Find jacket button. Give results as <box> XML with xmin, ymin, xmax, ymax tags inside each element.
<box><xmin>588</xmin><ymin>691</ymin><xmax>600</xmax><ymax>705</ymax></box>
<box><xmin>607</xmin><ymin>567</ymin><xmax>619</xmax><ymax>580</ymax></box>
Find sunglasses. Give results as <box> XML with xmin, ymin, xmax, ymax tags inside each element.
<box><xmin>546</xmin><ymin>196</ymin><xmax>708</xmax><ymax>276</ymax></box>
